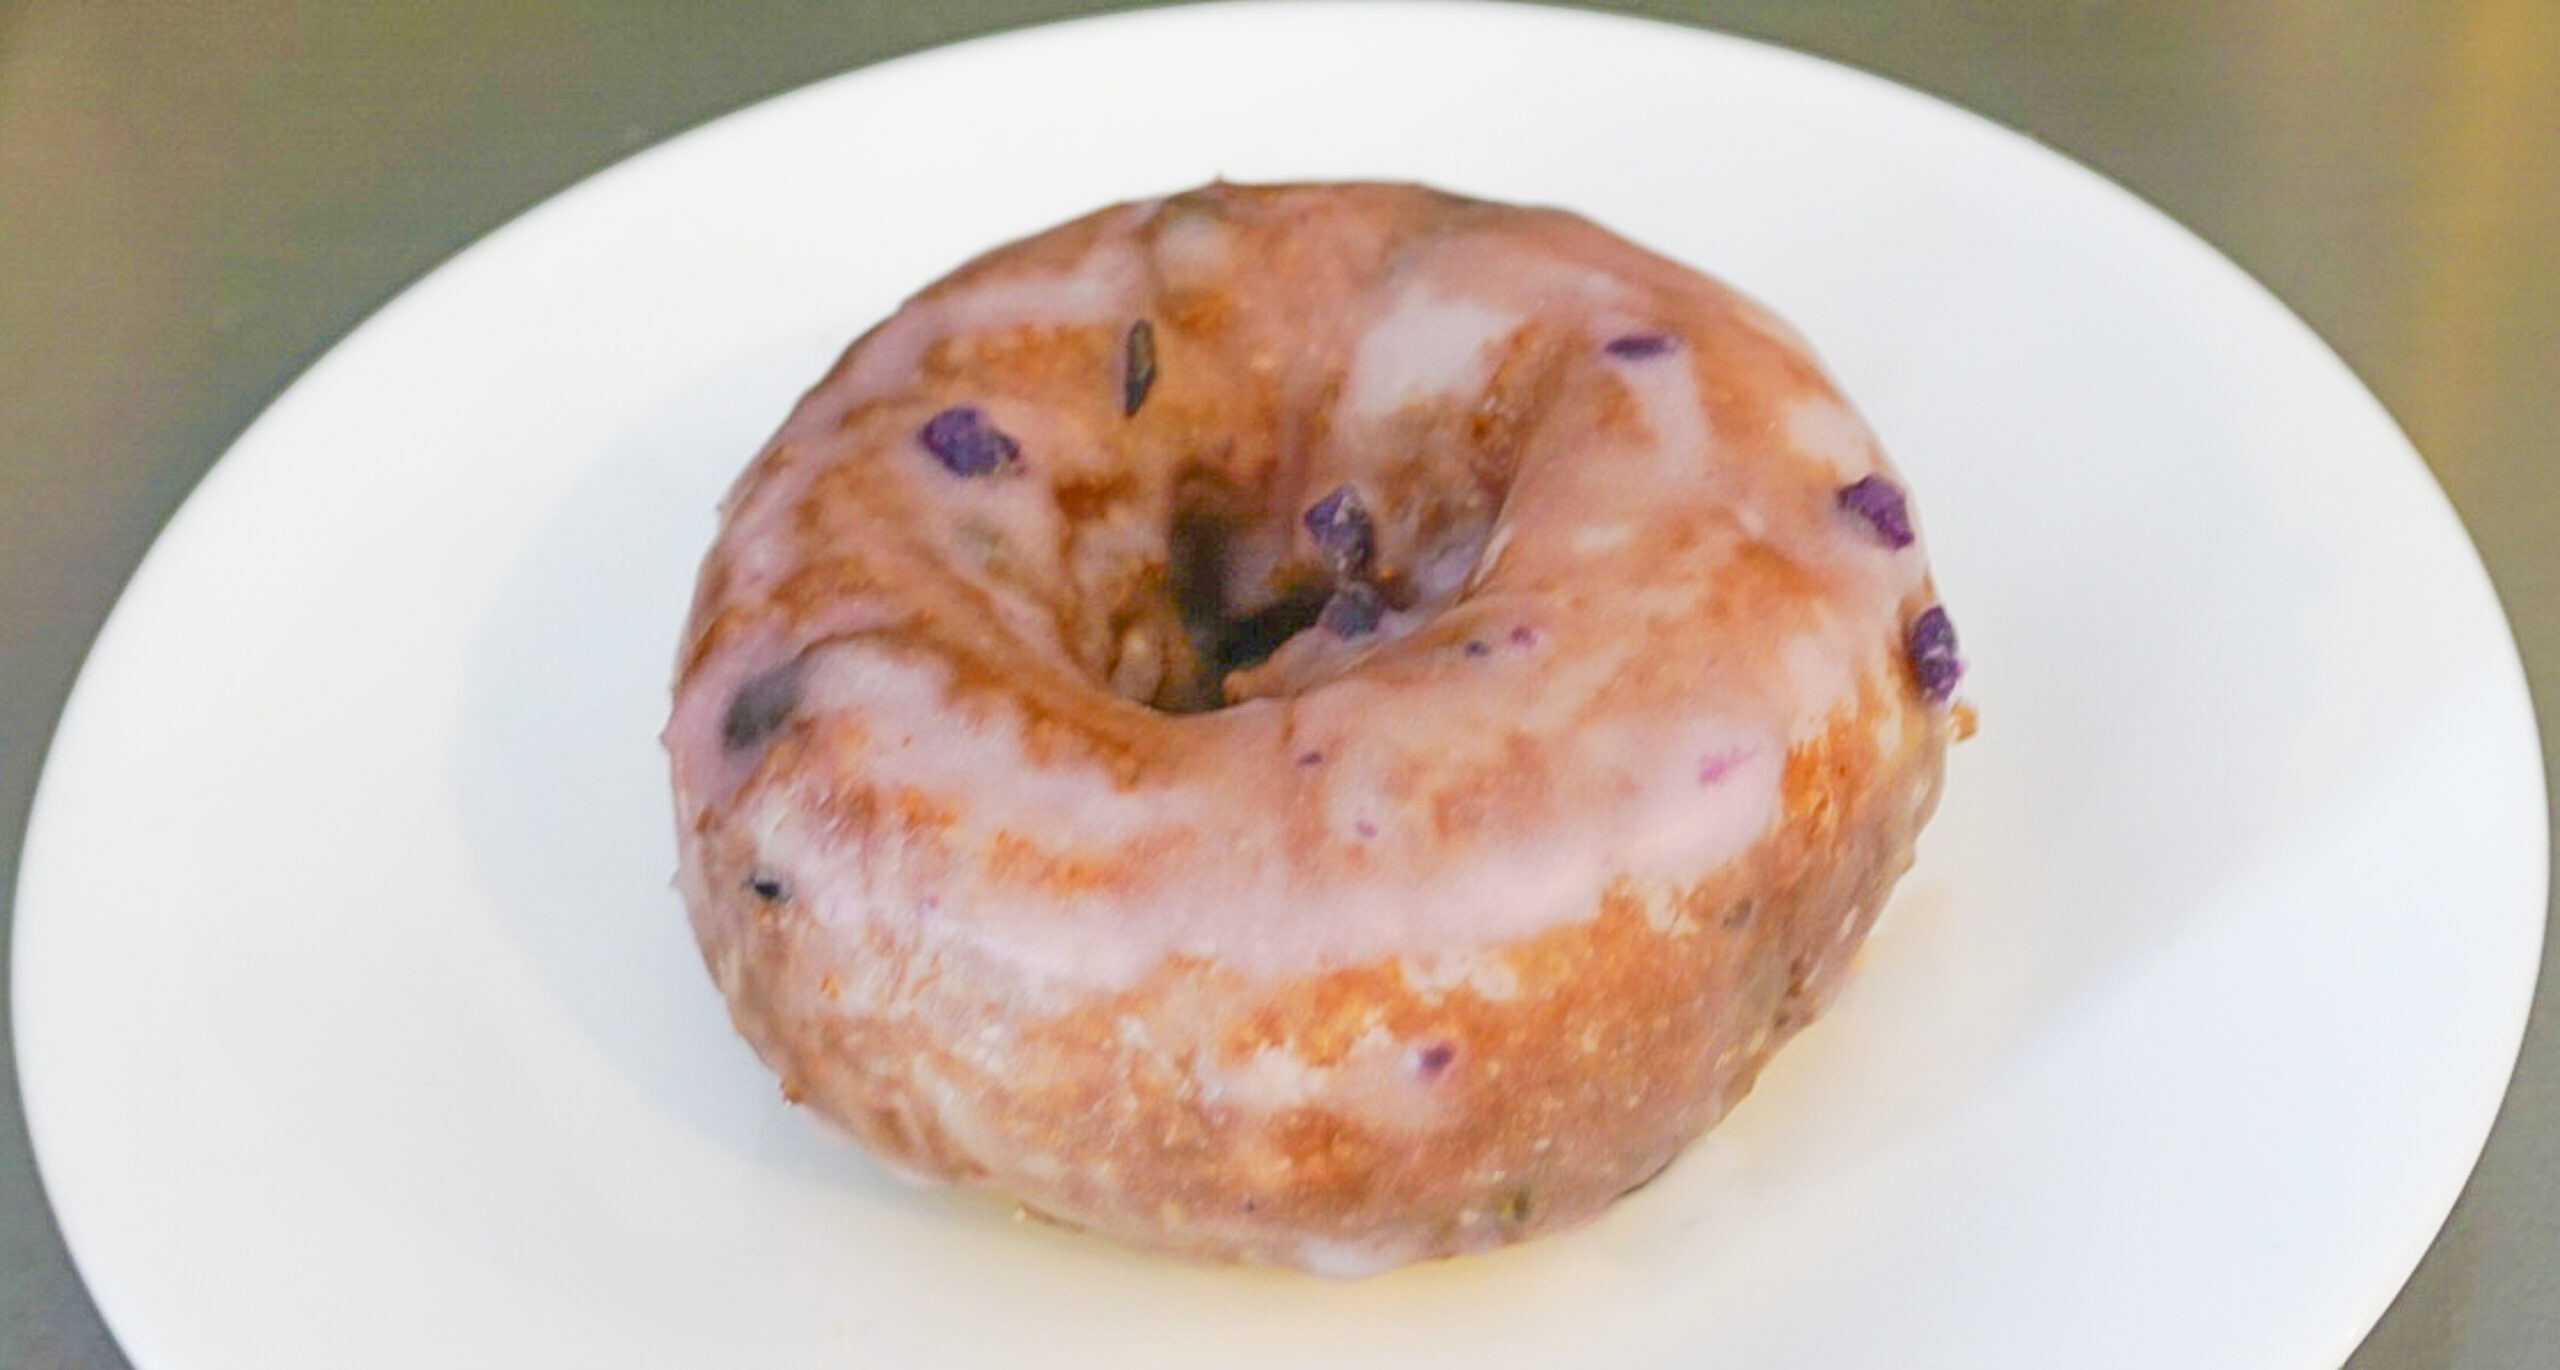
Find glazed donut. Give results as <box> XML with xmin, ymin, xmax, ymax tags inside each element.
<box><xmin>665</xmin><ymin>182</ymin><xmax>1962</xmax><ymax>1275</ymax></box>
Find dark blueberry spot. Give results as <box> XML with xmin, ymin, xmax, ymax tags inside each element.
<box><xmin>747</xmin><ymin>873</ymin><xmax>786</xmax><ymax>901</ymax></box>
<box><xmin>1697</xmin><ymin>749</ymin><xmax>1747</xmax><ymax>785</ymax></box>
<box><xmin>1906</xmin><ymin>605</ymin><xmax>1964</xmax><ymax>703</ymax></box>
<box><xmin>1354</xmin><ymin>818</ymin><xmax>1379</xmax><ymax>839</ymax></box>
<box><xmin>1302</xmin><ymin>484</ymin><xmax>1376</xmax><ymax>578</ymax></box>
<box><xmin>1836</xmin><ymin>474</ymin><xmax>1915</xmax><ymax>549</ymax></box>
<box><xmin>1507</xmin><ymin>624</ymin><xmax>1539</xmax><ymax>649</ymax></box>
<box><xmin>1241</xmin><ymin>1197</ymin><xmax>1259</xmax><ymax>1214</ymax></box>
<box><xmin>1604</xmin><ymin>333</ymin><xmax>1677</xmax><ymax>360</ymax></box>
<box><xmin>721</xmin><ymin>661</ymin><xmax>804</xmax><ymax>753</ymax></box>
<box><xmin>1296</xmin><ymin>750</ymin><xmax>1325</xmax><ymax>767</ymax></box>
<box><xmin>1721</xmin><ymin>898</ymin><xmax>1756</xmax><ymax>930</ymax></box>
<box><xmin>918</xmin><ymin>404</ymin><xmax>1020</xmax><ymax>477</ymax></box>
<box><xmin>1121</xmin><ymin>319</ymin><xmax>1157</xmax><ymax>417</ymax></box>
<box><xmin>1462</xmin><ymin>639</ymin><xmax>1492</xmax><ymax>658</ymax></box>
<box><xmin>1319</xmin><ymin>581</ymin><xmax>1385</xmax><ymax>638</ymax></box>
<box><xmin>1415</xmin><ymin>1042</ymin><xmax>1457</xmax><ymax>1080</ymax></box>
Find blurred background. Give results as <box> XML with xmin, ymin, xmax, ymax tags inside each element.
<box><xmin>3</xmin><ymin>2</ymin><xmax>2553</xmax><ymax>1366</ymax></box>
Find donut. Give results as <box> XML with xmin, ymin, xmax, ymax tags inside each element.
<box><xmin>665</xmin><ymin>182</ymin><xmax>1963</xmax><ymax>1276</ymax></box>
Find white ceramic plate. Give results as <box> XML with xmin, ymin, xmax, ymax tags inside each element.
<box><xmin>14</xmin><ymin>4</ymin><xmax>2546</xmax><ymax>1368</ymax></box>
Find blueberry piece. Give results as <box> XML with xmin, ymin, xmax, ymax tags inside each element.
<box><xmin>1121</xmin><ymin>319</ymin><xmax>1157</xmax><ymax>417</ymax></box>
<box><xmin>1302</xmin><ymin>484</ymin><xmax>1375</xmax><ymax>578</ymax></box>
<box><xmin>1319</xmin><ymin>581</ymin><xmax>1385</xmax><ymax>638</ymax></box>
<box><xmin>1697</xmin><ymin>749</ymin><xmax>1747</xmax><ymax>785</ymax></box>
<box><xmin>721</xmin><ymin>660</ymin><xmax>804</xmax><ymax>753</ymax></box>
<box><xmin>1906</xmin><ymin>605</ymin><xmax>1964</xmax><ymax>702</ymax></box>
<box><xmin>1837</xmin><ymin>474</ymin><xmax>1915</xmax><ymax>549</ymax></box>
<box><xmin>918</xmin><ymin>404</ymin><xmax>1020</xmax><ymax>477</ymax></box>
<box><xmin>1604</xmin><ymin>333</ymin><xmax>1677</xmax><ymax>359</ymax></box>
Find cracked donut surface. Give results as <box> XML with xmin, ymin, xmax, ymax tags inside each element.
<box><xmin>665</xmin><ymin>182</ymin><xmax>1963</xmax><ymax>1276</ymax></box>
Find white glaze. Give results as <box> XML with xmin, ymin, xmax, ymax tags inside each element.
<box><xmin>676</xmin><ymin>191</ymin><xmax>1932</xmax><ymax>990</ymax></box>
<box><xmin>665</xmin><ymin>183</ymin><xmax>1958</xmax><ymax>1272</ymax></box>
<box><xmin>1341</xmin><ymin>291</ymin><xmax>1522</xmax><ymax>419</ymax></box>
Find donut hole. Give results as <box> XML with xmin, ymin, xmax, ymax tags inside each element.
<box><xmin>1154</xmin><ymin>498</ymin><xmax>1334</xmax><ymax>714</ymax></box>
<box><xmin>1106</xmin><ymin>464</ymin><xmax>1506</xmax><ymax>714</ymax></box>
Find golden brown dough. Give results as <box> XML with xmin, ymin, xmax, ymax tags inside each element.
<box><xmin>665</xmin><ymin>183</ymin><xmax>1962</xmax><ymax>1275</ymax></box>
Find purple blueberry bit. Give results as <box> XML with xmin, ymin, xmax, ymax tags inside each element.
<box><xmin>1296</xmin><ymin>749</ymin><xmax>1325</xmax><ymax>768</ymax></box>
<box><xmin>1698</xmin><ymin>749</ymin><xmax>1747</xmax><ymax>786</ymax></box>
<box><xmin>1121</xmin><ymin>319</ymin><xmax>1157</xmax><ymax>417</ymax></box>
<box><xmin>1906</xmin><ymin>605</ymin><xmax>1964</xmax><ymax>703</ymax></box>
<box><xmin>1837</xmin><ymin>474</ymin><xmax>1915</xmax><ymax>549</ymax></box>
<box><xmin>1415</xmin><ymin>1042</ymin><xmax>1457</xmax><ymax>1081</ymax></box>
<box><xmin>1354</xmin><ymin>818</ymin><xmax>1380</xmax><ymax>840</ymax></box>
<box><xmin>721</xmin><ymin>660</ymin><xmax>804</xmax><ymax>753</ymax></box>
<box><xmin>746</xmin><ymin>873</ymin><xmax>786</xmax><ymax>901</ymax></box>
<box><xmin>1507</xmin><ymin>624</ymin><xmax>1539</xmax><ymax>649</ymax></box>
<box><xmin>1319</xmin><ymin>580</ymin><xmax>1385</xmax><ymax>638</ymax></box>
<box><xmin>918</xmin><ymin>404</ymin><xmax>1020</xmax><ymax>477</ymax></box>
<box><xmin>1462</xmin><ymin>638</ymin><xmax>1492</xmax><ymax>658</ymax></box>
<box><xmin>1604</xmin><ymin>333</ymin><xmax>1677</xmax><ymax>360</ymax></box>
<box><xmin>1302</xmin><ymin>484</ymin><xmax>1376</xmax><ymax>578</ymax></box>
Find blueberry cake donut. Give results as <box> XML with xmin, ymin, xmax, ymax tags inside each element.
<box><xmin>665</xmin><ymin>182</ymin><xmax>1963</xmax><ymax>1275</ymax></box>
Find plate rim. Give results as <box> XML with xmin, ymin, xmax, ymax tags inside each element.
<box><xmin>12</xmin><ymin>4</ymin><xmax>2548</xmax><ymax>1369</ymax></box>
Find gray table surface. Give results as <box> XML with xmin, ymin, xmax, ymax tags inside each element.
<box><xmin>4</xmin><ymin>2</ymin><xmax>2554</xmax><ymax>1366</ymax></box>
